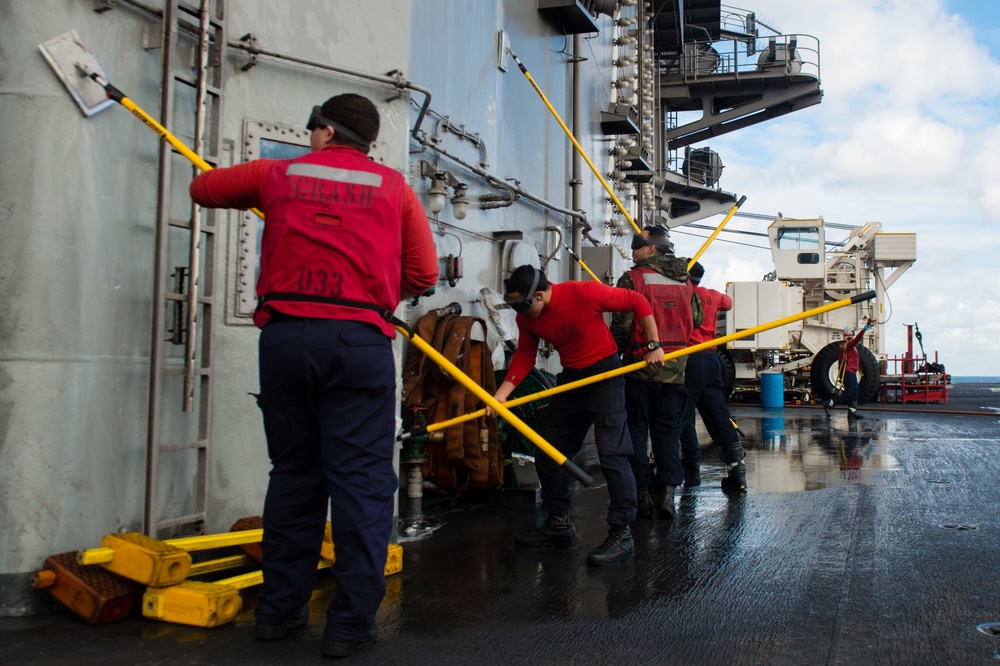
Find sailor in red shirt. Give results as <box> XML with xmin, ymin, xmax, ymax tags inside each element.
<box><xmin>678</xmin><ymin>261</ymin><xmax>747</xmax><ymax>492</ymax></box>
<box><xmin>493</xmin><ymin>265</ymin><xmax>665</xmax><ymax>566</ymax></box>
<box><xmin>823</xmin><ymin>319</ymin><xmax>874</xmax><ymax>419</ymax></box>
<box><xmin>611</xmin><ymin>226</ymin><xmax>701</xmax><ymax>521</ymax></box>
<box><xmin>190</xmin><ymin>94</ymin><xmax>437</xmax><ymax>658</ymax></box>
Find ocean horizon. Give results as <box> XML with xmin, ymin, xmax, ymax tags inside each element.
<box><xmin>951</xmin><ymin>376</ymin><xmax>1000</xmax><ymax>383</ymax></box>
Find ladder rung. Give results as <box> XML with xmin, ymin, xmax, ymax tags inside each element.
<box><xmin>177</xmin><ymin>0</ymin><xmax>225</xmax><ymax>28</ymax></box>
<box><xmin>167</xmin><ymin>146</ymin><xmax>216</xmax><ymax>167</ymax></box>
<box><xmin>169</xmin><ymin>217</ymin><xmax>218</xmax><ymax>233</ymax></box>
<box><xmin>162</xmin><ymin>366</ymin><xmax>212</xmax><ymax>377</ymax></box>
<box><xmin>176</xmin><ymin>15</ymin><xmax>226</xmax><ymax>34</ymax></box>
<box><xmin>160</xmin><ymin>439</ymin><xmax>209</xmax><ymax>453</ymax></box>
<box><xmin>165</xmin><ymin>292</ymin><xmax>215</xmax><ymax>305</ymax></box>
<box><xmin>157</xmin><ymin>512</ymin><xmax>206</xmax><ymax>532</ymax></box>
<box><xmin>173</xmin><ymin>71</ymin><xmax>222</xmax><ymax>98</ymax></box>
<box><xmin>175</xmin><ymin>16</ymin><xmax>225</xmax><ymax>37</ymax></box>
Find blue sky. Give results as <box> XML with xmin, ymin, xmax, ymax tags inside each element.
<box><xmin>949</xmin><ymin>0</ymin><xmax>1000</xmax><ymax>58</ymax></box>
<box><xmin>669</xmin><ymin>0</ymin><xmax>1000</xmax><ymax>377</ymax></box>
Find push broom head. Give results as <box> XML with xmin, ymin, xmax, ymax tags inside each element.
<box><xmin>38</xmin><ymin>29</ymin><xmax>113</xmax><ymax>117</ymax></box>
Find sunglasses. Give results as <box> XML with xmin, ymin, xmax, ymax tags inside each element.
<box><xmin>630</xmin><ymin>233</ymin><xmax>673</xmax><ymax>251</ymax></box>
<box><xmin>305</xmin><ymin>106</ymin><xmax>372</xmax><ymax>147</ymax></box>
<box><xmin>504</xmin><ymin>267</ymin><xmax>541</xmax><ymax>314</ymax></box>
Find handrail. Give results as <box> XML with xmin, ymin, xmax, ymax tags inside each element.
<box><xmin>658</xmin><ymin>33</ymin><xmax>821</xmax><ymax>83</ymax></box>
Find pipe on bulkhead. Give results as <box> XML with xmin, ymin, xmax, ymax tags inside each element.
<box><xmin>228</xmin><ymin>37</ymin><xmax>593</xmax><ymax>232</ymax></box>
<box><xmin>570</xmin><ymin>34</ymin><xmax>584</xmax><ymax>281</ymax></box>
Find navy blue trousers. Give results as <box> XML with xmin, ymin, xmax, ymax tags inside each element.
<box><xmin>681</xmin><ymin>351</ymin><xmax>741</xmax><ymax>454</ymax></box>
<box><xmin>625</xmin><ymin>378</ymin><xmax>686</xmax><ymax>488</ymax></box>
<box><xmin>536</xmin><ymin>354</ymin><xmax>637</xmax><ymax>526</ymax></box>
<box><xmin>838</xmin><ymin>371</ymin><xmax>859</xmax><ymax>404</ymax></box>
<box><xmin>679</xmin><ymin>408</ymin><xmax>701</xmax><ymax>466</ymax></box>
<box><xmin>256</xmin><ymin>319</ymin><xmax>397</xmax><ymax>643</ymax></box>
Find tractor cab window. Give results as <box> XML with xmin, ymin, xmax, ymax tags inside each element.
<box><xmin>776</xmin><ymin>227</ymin><xmax>820</xmax><ymax>250</ymax></box>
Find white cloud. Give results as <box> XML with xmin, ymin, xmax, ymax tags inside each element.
<box><xmin>684</xmin><ymin>0</ymin><xmax>1000</xmax><ymax>375</ymax></box>
<box><xmin>807</xmin><ymin>112</ymin><xmax>965</xmax><ymax>187</ymax></box>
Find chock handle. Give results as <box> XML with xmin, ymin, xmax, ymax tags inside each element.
<box><xmin>77</xmin><ymin>547</ymin><xmax>116</xmax><ymax>565</ymax></box>
<box><xmin>77</xmin><ymin>528</ymin><xmax>266</xmax><ymax>566</ymax></box>
<box><xmin>30</xmin><ymin>569</ymin><xmax>57</xmax><ymax>589</ymax></box>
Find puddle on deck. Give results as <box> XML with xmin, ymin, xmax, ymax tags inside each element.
<box><xmin>716</xmin><ymin>410</ymin><xmax>900</xmax><ymax>493</ymax></box>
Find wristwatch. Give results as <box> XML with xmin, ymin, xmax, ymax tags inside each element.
<box><xmin>646</xmin><ymin>341</ymin><xmax>663</xmax><ymax>351</ymax></box>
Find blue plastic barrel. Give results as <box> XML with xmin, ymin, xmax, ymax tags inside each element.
<box><xmin>760</xmin><ymin>371</ymin><xmax>785</xmax><ymax>409</ymax></box>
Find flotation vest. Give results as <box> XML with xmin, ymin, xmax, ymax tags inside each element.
<box><xmin>254</xmin><ymin>147</ymin><xmax>406</xmax><ymax>336</ymax></box>
<box><xmin>627</xmin><ymin>267</ymin><xmax>694</xmax><ymax>356</ymax></box>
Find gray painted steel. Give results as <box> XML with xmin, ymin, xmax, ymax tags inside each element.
<box><xmin>0</xmin><ymin>0</ymin><xmax>631</xmax><ymax>614</ymax></box>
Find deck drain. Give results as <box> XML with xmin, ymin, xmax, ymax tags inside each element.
<box><xmin>925</xmin><ymin>478</ymin><xmax>952</xmax><ymax>484</ymax></box>
<box><xmin>940</xmin><ymin>524</ymin><xmax>978</xmax><ymax>531</ymax></box>
<box><xmin>976</xmin><ymin>622</ymin><xmax>1000</xmax><ymax>636</ymax></box>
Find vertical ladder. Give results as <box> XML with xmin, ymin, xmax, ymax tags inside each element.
<box><xmin>145</xmin><ymin>0</ymin><xmax>226</xmax><ymax>537</ymax></box>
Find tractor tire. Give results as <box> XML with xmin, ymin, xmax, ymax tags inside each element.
<box><xmin>810</xmin><ymin>342</ymin><xmax>880</xmax><ymax>403</ymax></box>
<box><xmin>857</xmin><ymin>345</ymin><xmax>880</xmax><ymax>403</ymax></box>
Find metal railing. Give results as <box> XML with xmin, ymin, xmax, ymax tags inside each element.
<box><xmin>657</xmin><ymin>33</ymin><xmax>820</xmax><ymax>83</ymax></box>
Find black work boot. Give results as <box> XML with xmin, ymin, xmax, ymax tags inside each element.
<box><xmin>720</xmin><ymin>444</ymin><xmax>747</xmax><ymax>493</ymax></box>
<box><xmin>586</xmin><ymin>525</ymin><xmax>635</xmax><ymax>566</ymax></box>
<box><xmin>683</xmin><ymin>462</ymin><xmax>701</xmax><ymax>487</ymax></box>
<box><xmin>721</xmin><ymin>461</ymin><xmax>747</xmax><ymax>492</ymax></box>
<box><xmin>515</xmin><ymin>513</ymin><xmax>576</xmax><ymax>549</ymax></box>
<box><xmin>636</xmin><ymin>486</ymin><xmax>655</xmax><ymax>519</ymax></box>
<box><xmin>655</xmin><ymin>485</ymin><xmax>676</xmax><ymax>519</ymax></box>
<box><xmin>823</xmin><ymin>399</ymin><xmax>834</xmax><ymax>419</ymax></box>
<box><xmin>848</xmin><ymin>401</ymin><xmax>864</xmax><ymax>419</ymax></box>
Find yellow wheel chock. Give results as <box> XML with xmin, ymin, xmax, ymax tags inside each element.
<box><xmin>141</xmin><ymin>544</ymin><xmax>403</xmax><ymax>628</ymax></box>
<box><xmin>77</xmin><ymin>529</ymin><xmax>268</xmax><ymax>587</ymax></box>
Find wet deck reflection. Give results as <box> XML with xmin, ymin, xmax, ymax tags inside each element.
<box><xmin>743</xmin><ymin>411</ymin><xmax>900</xmax><ymax>492</ymax></box>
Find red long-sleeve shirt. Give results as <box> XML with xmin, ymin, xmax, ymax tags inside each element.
<box><xmin>505</xmin><ymin>281</ymin><xmax>653</xmax><ymax>387</ymax></box>
<box><xmin>839</xmin><ymin>328</ymin><xmax>867</xmax><ymax>373</ymax></box>
<box><xmin>189</xmin><ymin>147</ymin><xmax>438</xmax><ymax>300</ymax></box>
<box><xmin>689</xmin><ymin>285</ymin><xmax>733</xmax><ymax>345</ymax></box>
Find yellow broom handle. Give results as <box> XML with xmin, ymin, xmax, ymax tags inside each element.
<box><xmin>563</xmin><ymin>245</ymin><xmax>602</xmax><ymax>283</ymax></box>
<box><xmin>398</xmin><ymin>326</ymin><xmax>593</xmax><ymax>485</ymax></box>
<box><xmin>510</xmin><ymin>50</ymin><xmax>641</xmax><ymax>235</ymax></box>
<box><xmin>417</xmin><ymin>290</ymin><xmax>877</xmax><ymax>434</ymax></box>
<box><xmin>687</xmin><ymin>195</ymin><xmax>746</xmax><ymax>270</ymax></box>
<box><xmin>78</xmin><ymin>65</ymin><xmax>264</xmax><ymax>219</ymax></box>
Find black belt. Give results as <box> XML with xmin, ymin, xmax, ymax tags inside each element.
<box><xmin>267</xmin><ymin>311</ymin><xmax>325</xmax><ymax>324</ymax></box>
<box><xmin>258</xmin><ymin>292</ymin><xmax>410</xmax><ymax>334</ymax></box>
<box><xmin>558</xmin><ymin>353</ymin><xmax>622</xmax><ymax>382</ymax></box>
